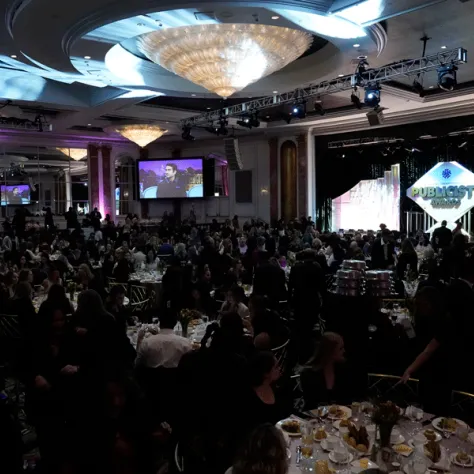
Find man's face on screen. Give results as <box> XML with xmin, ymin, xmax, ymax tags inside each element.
<box><xmin>165</xmin><ymin>166</ymin><xmax>176</xmax><ymax>180</ymax></box>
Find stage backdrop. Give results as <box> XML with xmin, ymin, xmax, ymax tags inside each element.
<box><xmin>332</xmin><ymin>164</ymin><xmax>400</xmax><ymax>231</ymax></box>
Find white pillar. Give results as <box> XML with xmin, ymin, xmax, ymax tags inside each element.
<box><xmin>307</xmin><ymin>128</ymin><xmax>316</xmax><ymax>221</ymax></box>
<box><xmin>64</xmin><ymin>168</ymin><xmax>72</xmax><ymax>210</ymax></box>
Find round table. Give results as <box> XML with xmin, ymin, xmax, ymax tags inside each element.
<box><xmin>33</xmin><ymin>293</ymin><xmax>129</xmax><ymax>313</ymax></box>
<box><xmin>282</xmin><ymin>407</ymin><xmax>473</xmax><ymax>474</ymax></box>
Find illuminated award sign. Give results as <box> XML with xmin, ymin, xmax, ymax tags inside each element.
<box><xmin>406</xmin><ymin>161</ymin><xmax>474</xmax><ymax>225</ymax></box>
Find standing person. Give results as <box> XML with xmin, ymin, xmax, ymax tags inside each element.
<box><xmin>64</xmin><ymin>207</ymin><xmax>78</xmax><ymax>231</ymax></box>
<box><xmin>431</xmin><ymin>220</ymin><xmax>452</xmax><ymax>251</ymax></box>
<box><xmin>371</xmin><ymin>229</ymin><xmax>395</xmax><ymax>269</ymax></box>
<box><xmin>396</xmin><ymin>238</ymin><xmax>418</xmax><ymax>279</ymax></box>
<box><xmin>44</xmin><ymin>207</ymin><xmax>54</xmax><ymax>230</ymax></box>
<box><xmin>90</xmin><ymin>207</ymin><xmax>102</xmax><ymax>231</ymax></box>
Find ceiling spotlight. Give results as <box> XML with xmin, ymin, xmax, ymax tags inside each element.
<box><xmin>205</xmin><ymin>125</ymin><xmax>220</xmax><ymax>135</ymax></box>
<box><xmin>351</xmin><ymin>91</ymin><xmax>362</xmax><ymax>109</ymax></box>
<box><xmin>364</xmin><ymin>84</ymin><xmax>381</xmax><ymax>108</ymax></box>
<box><xmin>87</xmin><ymin>123</ymin><xmax>91</xmax><ymax>126</ymax></box>
<box><xmin>273</xmin><ymin>90</ymin><xmax>278</xmax><ymax>94</ymax></box>
<box><xmin>314</xmin><ymin>102</ymin><xmax>325</xmax><ymax>116</ymax></box>
<box><xmin>182</xmin><ymin>125</ymin><xmax>195</xmax><ymax>141</ymax></box>
<box><xmin>353</xmin><ymin>43</ymin><xmax>360</xmax><ymax>48</ymax></box>
<box><xmin>271</xmin><ymin>15</ymin><xmax>280</xmax><ymax>20</ymax></box>
<box><xmin>437</xmin><ymin>65</ymin><xmax>457</xmax><ymax>91</ymax></box>
<box><xmin>412</xmin><ymin>79</ymin><xmax>425</xmax><ymax>98</ymax></box>
<box><xmin>191</xmin><ymin>94</ymin><xmax>196</xmax><ymax>97</ymax></box>
<box><xmin>237</xmin><ymin>112</ymin><xmax>260</xmax><ymax>129</ymax></box>
<box><xmin>441</xmin><ymin>45</ymin><xmax>447</xmax><ymax>49</ymax></box>
<box><xmin>338</xmin><ymin>74</ymin><xmax>344</xmax><ymax>77</ymax></box>
<box><xmin>292</xmin><ymin>102</ymin><xmax>306</xmax><ymax>119</ymax></box>
<box><xmin>84</xmin><ymin>55</ymin><xmax>91</xmax><ymax>60</ymax></box>
<box><xmin>10</xmin><ymin>54</ymin><xmax>17</xmax><ymax>59</ymax></box>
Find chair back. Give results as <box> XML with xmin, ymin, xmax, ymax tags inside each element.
<box><xmin>130</xmin><ymin>285</ymin><xmax>149</xmax><ymax>313</ymax></box>
<box><xmin>450</xmin><ymin>390</ymin><xmax>474</xmax><ymax>427</ymax></box>
<box><xmin>368</xmin><ymin>373</ymin><xmax>419</xmax><ymax>406</ymax></box>
<box><xmin>272</xmin><ymin>338</ymin><xmax>290</xmax><ymax>375</ymax></box>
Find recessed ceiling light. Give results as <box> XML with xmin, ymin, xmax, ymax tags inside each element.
<box><xmin>207</xmin><ymin>107</ymin><xmax>211</xmax><ymax>109</ymax></box>
<box><xmin>429</xmin><ymin>85</ymin><xmax>434</xmax><ymax>89</ymax></box>
<box><xmin>166</xmin><ymin>121</ymin><xmax>169</xmax><ymax>123</ymax></box>
<box><xmin>87</xmin><ymin>123</ymin><xmax>91</xmax><ymax>126</ymax></box>
<box><xmin>84</xmin><ymin>55</ymin><xmax>91</xmax><ymax>60</ymax></box>
<box><xmin>441</xmin><ymin>45</ymin><xmax>447</xmax><ymax>49</ymax></box>
<box><xmin>273</xmin><ymin>90</ymin><xmax>278</xmax><ymax>94</ymax></box>
<box><xmin>353</xmin><ymin>44</ymin><xmax>360</xmax><ymax>48</ymax></box>
<box><xmin>191</xmin><ymin>94</ymin><xmax>196</xmax><ymax>97</ymax></box>
<box><xmin>266</xmin><ymin>115</ymin><xmax>270</xmax><ymax>118</ymax></box>
<box><xmin>338</xmin><ymin>74</ymin><xmax>344</xmax><ymax>77</ymax></box>
<box><xmin>10</xmin><ymin>54</ymin><xmax>17</xmax><ymax>59</ymax></box>
<box><xmin>271</xmin><ymin>15</ymin><xmax>280</xmax><ymax>20</ymax></box>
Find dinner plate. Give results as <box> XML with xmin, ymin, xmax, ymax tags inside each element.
<box><xmin>276</xmin><ymin>419</ymin><xmax>302</xmax><ymax>437</ymax></box>
<box><xmin>403</xmin><ymin>464</ymin><xmax>428</xmax><ymax>474</ymax></box>
<box><xmin>450</xmin><ymin>452</ymin><xmax>474</xmax><ymax>468</ymax></box>
<box><xmin>327</xmin><ymin>405</ymin><xmax>352</xmax><ymax>420</ymax></box>
<box><xmin>391</xmin><ymin>434</ymin><xmax>406</xmax><ymax>445</ymax></box>
<box><xmin>408</xmin><ymin>432</ymin><xmax>442</xmax><ymax>448</ymax></box>
<box><xmin>350</xmin><ymin>458</ymin><xmax>378</xmax><ymax>473</ymax></box>
<box><xmin>432</xmin><ymin>417</ymin><xmax>469</xmax><ymax>433</ymax></box>
<box><xmin>328</xmin><ymin>451</ymin><xmax>354</xmax><ymax>465</ymax></box>
<box><xmin>321</xmin><ymin>438</ymin><xmax>340</xmax><ymax>452</ymax></box>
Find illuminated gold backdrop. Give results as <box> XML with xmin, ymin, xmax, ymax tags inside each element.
<box><xmin>280</xmin><ymin>140</ymin><xmax>297</xmax><ymax>220</ymax></box>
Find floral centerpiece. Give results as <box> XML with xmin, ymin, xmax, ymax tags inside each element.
<box><xmin>371</xmin><ymin>400</ymin><xmax>400</xmax><ymax>447</ymax></box>
<box><xmin>67</xmin><ymin>281</ymin><xmax>76</xmax><ymax>301</ymax></box>
<box><xmin>179</xmin><ymin>309</ymin><xmax>201</xmax><ymax>337</ymax></box>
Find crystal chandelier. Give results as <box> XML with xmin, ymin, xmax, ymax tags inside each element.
<box><xmin>57</xmin><ymin>148</ymin><xmax>88</xmax><ymax>161</ymax></box>
<box><xmin>138</xmin><ymin>24</ymin><xmax>312</xmax><ymax>98</ymax></box>
<box><xmin>114</xmin><ymin>124</ymin><xmax>168</xmax><ymax>147</ymax></box>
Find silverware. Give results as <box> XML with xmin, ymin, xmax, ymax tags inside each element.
<box><xmin>296</xmin><ymin>445</ymin><xmax>302</xmax><ymax>465</ymax></box>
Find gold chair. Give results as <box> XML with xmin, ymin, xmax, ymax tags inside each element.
<box><xmin>450</xmin><ymin>390</ymin><xmax>474</xmax><ymax>425</ymax></box>
<box><xmin>368</xmin><ymin>373</ymin><xmax>419</xmax><ymax>405</ymax></box>
<box><xmin>130</xmin><ymin>285</ymin><xmax>150</xmax><ymax>313</ymax></box>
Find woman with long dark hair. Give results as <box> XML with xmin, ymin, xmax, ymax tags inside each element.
<box><xmin>396</xmin><ymin>238</ymin><xmax>418</xmax><ymax>280</ymax></box>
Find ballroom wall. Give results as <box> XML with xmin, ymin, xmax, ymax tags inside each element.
<box><xmin>144</xmin><ymin>137</ymin><xmax>271</xmax><ymax>223</ymax></box>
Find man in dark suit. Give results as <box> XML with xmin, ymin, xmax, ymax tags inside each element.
<box><xmin>253</xmin><ymin>255</ymin><xmax>287</xmax><ymax>304</ymax></box>
<box><xmin>431</xmin><ymin>220</ymin><xmax>453</xmax><ymax>251</ymax></box>
<box><xmin>371</xmin><ymin>229</ymin><xmax>395</xmax><ymax>269</ymax></box>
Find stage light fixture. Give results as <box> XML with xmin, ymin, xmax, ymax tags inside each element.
<box><xmin>314</xmin><ymin>102</ymin><xmax>325</xmax><ymax>116</ymax></box>
<box><xmin>364</xmin><ymin>84</ymin><xmax>380</xmax><ymax>108</ymax></box>
<box><xmin>205</xmin><ymin>125</ymin><xmax>220</xmax><ymax>135</ymax></box>
<box><xmin>237</xmin><ymin>112</ymin><xmax>260</xmax><ymax>129</ymax></box>
<box><xmin>437</xmin><ymin>65</ymin><xmax>457</xmax><ymax>91</ymax></box>
<box><xmin>291</xmin><ymin>102</ymin><xmax>306</xmax><ymax>119</ymax></box>
<box><xmin>412</xmin><ymin>79</ymin><xmax>425</xmax><ymax>98</ymax></box>
<box><xmin>351</xmin><ymin>91</ymin><xmax>362</xmax><ymax>109</ymax></box>
<box><xmin>182</xmin><ymin>125</ymin><xmax>195</xmax><ymax>141</ymax></box>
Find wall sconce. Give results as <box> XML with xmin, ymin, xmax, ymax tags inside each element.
<box><xmin>214</xmin><ymin>192</ymin><xmax>220</xmax><ymax>197</ymax></box>
<box><xmin>260</xmin><ymin>187</ymin><xmax>269</xmax><ymax>195</ymax></box>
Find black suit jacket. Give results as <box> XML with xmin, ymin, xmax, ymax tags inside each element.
<box><xmin>253</xmin><ymin>263</ymin><xmax>287</xmax><ymax>303</ymax></box>
<box><xmin>371</xmin><ymin>238</ymin><xmax>395</xmax><ymax>269</ymax></box>
<box><xmin>432</xmin><ymin>226</ymin><xmax>453</xmax><ymax>249</ymax></box>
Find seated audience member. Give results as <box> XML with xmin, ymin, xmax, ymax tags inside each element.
<box><xmin>113</xmin><ymin>251</ymin><xmax>133</xmax><ymax>284</ymax></box>
<box><xmin>240</xmin><ymin>351</ymin><xmax>291</xmax><ymax>435</ymax></box>
<box><xmin>9</xmin><ymin>281</ymin><xmax>36</xmax><ymax>336</ymax></box>
<box><xmin>248</xmin><ymin>295</ymin><xmax>285</xmax><ymax>350</ymax></box>
<box><xmin>229</xmin><ymin>424</ymin><xmax>289</xmax><ymax>474</ymax></box>
<box><xmin>38</xmin><ymin>284</ymin><xmax>75</xmax><ymax>325</ymax></box>
<box><xmin>136</xmin><ymin>310</ymin><xmax>192</xmax><ymax>369</ymax></box>
<box><xmin>42</xmin><ymin>267</ymin><xmax>63</xmax><ymax>293</ymax></box>
<box><xmin>5</xmin><ymin>270</ymin><xmax>17</xmax><ymax>298</ymax></box>
<box><xmin>300</xmin><ymin>332</ymin><xmax>364</xmax><ymax>409</ymax></box>
<box><xmin>78</xmin><ymin>263</ymin><xmax>106</xmax><ymax>300</ymax></box>
<box><xmin>158</xmin><ymin>238</ymin><xmax>174</xmax><ymax>256</ymax></box>
<box><xmin>220</xmin><ymin>285</ymin><xmax>250</xmax><ymax>319</ymax></box>
<box><xmin>253</xmin><ymin>256</ymin><xmax>287</xmax><ymax>304</ymax></box>
<box><xmin>18</xmin><ymin>269</ymin><xmax>34</xmax><ymax>285</ymax></box>
<box><xmin>105</xmin><ymin>285</ymin><xmax>131</xmax><ymax>334</ymax></box>
<box><xmin>396</xmin><ymin>238</ymin><xmax>418</xmax><ymax>280</ymax></box>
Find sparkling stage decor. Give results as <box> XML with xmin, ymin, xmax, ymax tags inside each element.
<box><xmin>57</xmin><ymin>148</ymin><xmax>88</xmax><ymax>161</ymax></box>
<box><xmin>138</xmin><ymin>24</ymin><xmax>312</xmax><ymax>98</ymax></box>
<box><xmin>114</xmin><ymin>125</ymin><xmax>168</xmax><ymax>147</ymax></box>
<box><xmin>332</xmin><ymin>164</ymin><xmax>401</xmax><ymax>231</ymax></box>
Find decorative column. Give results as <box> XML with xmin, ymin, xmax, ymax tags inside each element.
<box><xmin>268</xmin><ymin>137</ymin><xmax>279</xmax><ymax>223</ymax></box>
<box><xmin>88</xmin><ymin>144</ymin><xmax>99</xmax><ymax>212</ymax></box>
<box><xmin>280</xmin><ymin>140</ymin><xmax>298</xmax><ymax>221</ymax></box>
<box><xmin>296</xmin><ymin>134</ymin><xmax>308</xmax><ymax>218</ymax></box>
<box><xmin>139</xmin><ymin>148</ymin><xmax>149</xmax><ymax>219</ymax></box>
<box><xmin>101</xmin><ymin>145</ymin><xmax>113</xmax><ymax>218</ymax></box>
<box><xmin>64</xmin><ymin>168</ymin><xmax>72</xmax><ymax>210</ymax></box>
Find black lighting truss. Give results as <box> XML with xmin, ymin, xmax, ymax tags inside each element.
<box><xmin>180</xmin><ymin>47</ymin><xmax>467</xmax><ymax>128</ymax></box>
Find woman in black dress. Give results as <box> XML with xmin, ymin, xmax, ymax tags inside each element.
<box><xmin>300</xmin><ymin>332</ymin><xmax>364</xmax><ymax>410</ymax></box>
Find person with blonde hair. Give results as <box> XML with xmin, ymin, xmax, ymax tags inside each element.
<box><xmin>300</xmin><ymin>332</ymin><xmax>363</xmax><ymax>409</ymax></box>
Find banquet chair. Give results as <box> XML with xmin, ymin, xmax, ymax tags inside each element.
<box><xmin>450</xmin><ymin>390</ymin><xmax>474</xmax><ymax>426</ymax></box>
<box><xmin>109</xmin><ymin>281</ymin><xmax>129</xmax><ymax>296</ymax></box>
<box><xmin>130</xmin><ymin>285</ymin><xmax>149</xmax><ymax>314</ymax></box>
<box><xmin>174</xmin><ymin>442</ymin><xmax>184</xmax><ymax>472</ymax></box>
<box><xmin>367</xmin><ymin>373</ymin><xmax>419</xmax><ymax>406</ymax></box>
<box><xmin>272</xmin><ymin>338</ymin><xmax>290</xmax><ymax>375</ymax></box>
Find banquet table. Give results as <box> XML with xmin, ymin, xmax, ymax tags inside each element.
<box><xmin>33</xmin><ymin>293</ymin><xmax>129</xmax><ymax>313</ymax></box>
<box><xmin>282</xmin><ymin>408</ymin><xmax>474</xmax><ymax>474</ymax></box>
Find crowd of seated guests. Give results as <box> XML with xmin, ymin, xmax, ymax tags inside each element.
<box><xmin>0</xmin><ymin>212</ymin><xmax>473</xmax><ymax>472</ymax></box>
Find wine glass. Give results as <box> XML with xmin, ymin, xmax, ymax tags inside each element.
<box><xmin>456</xmin><ymin>425</ymin><xmax>469</xmax><ymax>453</ymax></box>
<box><xmin>301</xmin><ymin>421</ymin><xmax>314</xmax><ymax>459</ymax></box>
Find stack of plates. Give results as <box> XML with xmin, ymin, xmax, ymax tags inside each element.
<box><xmin>365</xmin><ymin>270</ymin><xmax>395</xmax><ymax>297</ymax></box>
<box><xmin>334</xmin><ymin>261</ymin><xmax>366</xmax><ymax>296</ymax></box>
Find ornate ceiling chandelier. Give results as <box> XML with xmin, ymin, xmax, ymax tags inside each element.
<box><xmin>114</xmin><ymin>124</ymin><xmax>168</xmax><ymax>147</ymax></box>
<box><xmin>138</xmin><ymin>24</ymin><xmax>312</xmax><ymax>98</ymax></box>
<box><xmin>57</xmin><ymin>148</ymin><xmax>88</xmax><ymax>161</ymax></box>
